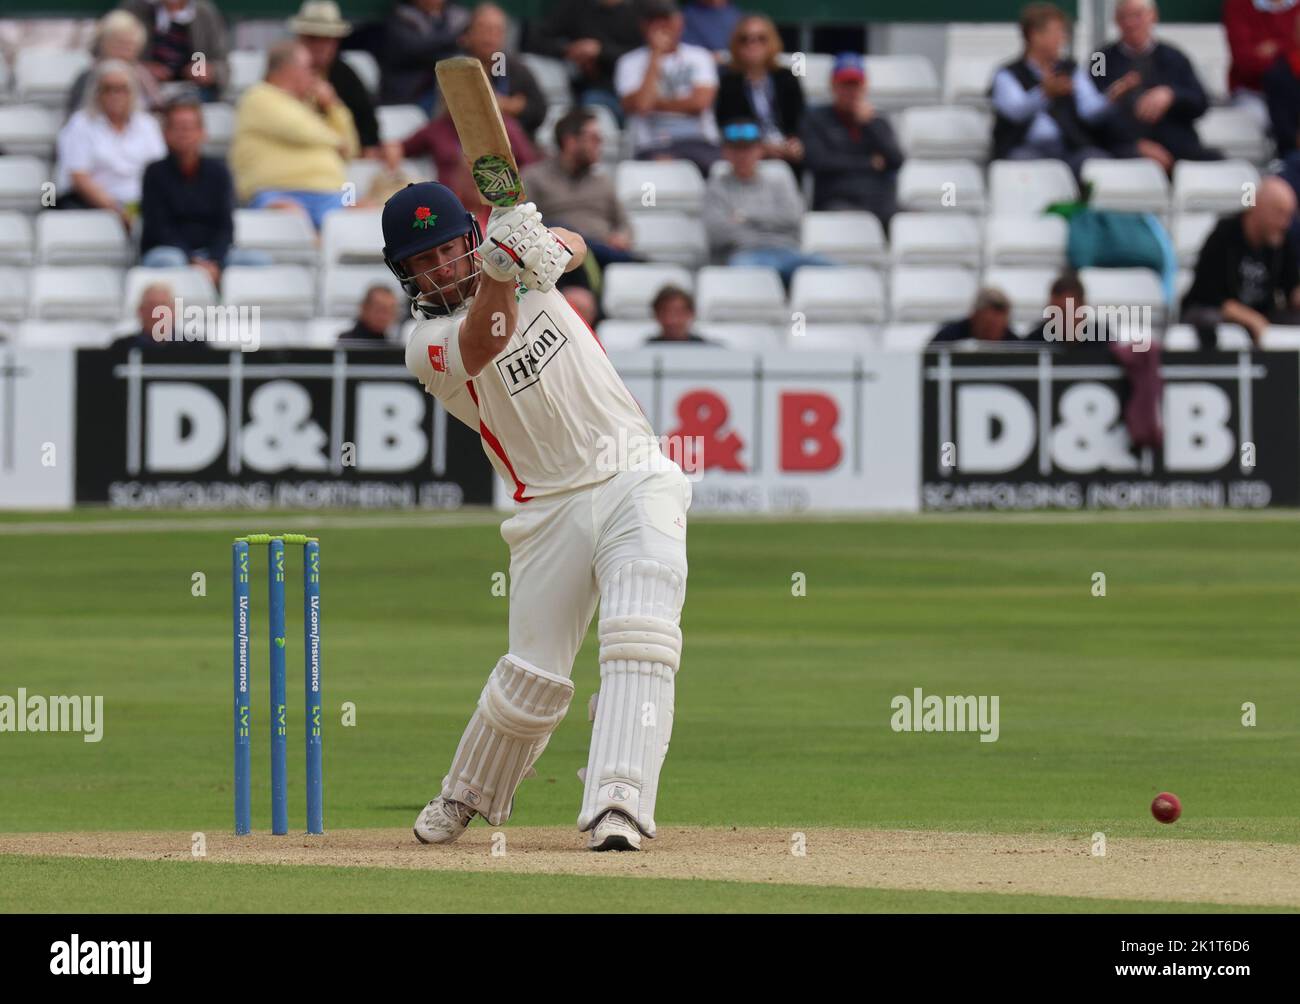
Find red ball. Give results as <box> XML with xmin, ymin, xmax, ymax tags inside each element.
<box><xmin>1151</xmin><ymin>792</ymin><xmax>1182</xmax><ymax>823</ymax></box>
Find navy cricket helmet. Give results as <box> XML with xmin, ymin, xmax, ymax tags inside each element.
<box><xmin>382</xmin><ymin>182</ymin><xmax>483</xmax><ymax>318</ymax></box>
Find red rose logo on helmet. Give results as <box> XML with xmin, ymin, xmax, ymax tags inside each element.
<box><xmin>412</xmin><ymin>206</ymin><xmax>438</xmax><ymax>229</ymax></box>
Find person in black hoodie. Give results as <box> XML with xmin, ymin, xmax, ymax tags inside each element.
<box><xmin>1091</xmin><ymin>0</ymin><xmax>1220</xmax><ymax>171</ymax></box>
<box><xmin>528</xmin><ymin>0</ymin><xmax>643</xmax><ymax>118</ymax></box>
<box><xmin>991</xmin><ymin>2</ymin><xmax>1134</xmax><ymax>177</ymax></box>
<box><xmin>1181</xmin><ymin>175</ymin><xmax>1300</xmax><ymax>346</ymax></box>
<box><xmin>291</xmin><ymin>1</ymin><xmax>381</xmax><ymax>155</ymax></box>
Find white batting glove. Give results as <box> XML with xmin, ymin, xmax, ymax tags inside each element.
<box><xmin>521</xmin><ymin>229</ymin><xmax>574</xmax><ymax>293</ymax></box>
<box><xmin>477</xmin><ymin>202</ymin><xmax>545</xmax><ymax>283</ymax></box>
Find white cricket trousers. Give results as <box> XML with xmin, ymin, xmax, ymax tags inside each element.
<box><xmin>500</xmin><ymin>459</ymin><xmax>692</xmax><ymax>678</ymax></box>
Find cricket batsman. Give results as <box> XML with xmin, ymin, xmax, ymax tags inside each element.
<box><xmin>383</xmin><ymin>181</ymin><xmax>691</xmax><ymax>851</ymax></box>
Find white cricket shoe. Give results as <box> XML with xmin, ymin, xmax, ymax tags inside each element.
<box><xmin>588</xmin><ymin>809</ymin><xmax>642</xmax><ymax>852</ymax></box>
<box><xmin>413</xmin><ymin>796</ymin><xmax>475</xmax><ymax>844</ymax></box>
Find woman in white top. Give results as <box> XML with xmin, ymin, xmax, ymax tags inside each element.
<box><xmin>56</xmin><ymin>59</ymin><xmax>166</xmax><ymax>228</ymax></box>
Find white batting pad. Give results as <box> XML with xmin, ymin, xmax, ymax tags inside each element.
<box><xmin>578</xmin><ymin>560</ymin><xmax>686</xmax><ymax>836</ymax></box>
<box><xmin>443</xmin><ymin>653</ymin><xmax>574</xmax><ymax>825</ymax></box>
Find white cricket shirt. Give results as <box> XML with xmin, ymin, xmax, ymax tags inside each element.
<box><xmin>405</xmin><ymin>284</ymin><xmax>658</xmax><ymax>500</ymax></box>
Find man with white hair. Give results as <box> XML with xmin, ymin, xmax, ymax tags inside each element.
<box><xmin>1182</xmin><ymin>175</ymin><xmax>1300</xmax><ymax>346</ymax></box>
<box><xmin>56</xmin><ymin>60</ymin><xmax>165</xmax><ymax>226</ymax></box>
<box><xmin>1091</xmin><ymin>0</ymin><xmax>1220</xmax><ymax>171</ymax></box>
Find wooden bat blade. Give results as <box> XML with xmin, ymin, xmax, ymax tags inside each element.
<box><xmin>434</xmin><ymin>56</ymin><xmax>524</xmax><ymax>208</ymax></box>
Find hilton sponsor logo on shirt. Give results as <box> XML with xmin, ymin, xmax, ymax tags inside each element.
<box><xmin>496</xmin><ymin>311</ymin><xmax>569</xmax><ymax>395</ymax></box>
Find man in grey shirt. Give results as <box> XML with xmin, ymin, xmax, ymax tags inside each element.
<box><xmin>523</xmin><ymin>108</ymin><xmax>639</xmax><ymax>266</ymax></box>
<box><xmin>703</xmin><ymin>118</ymin><xmax>833</xmax><ymax>284</ymax></box>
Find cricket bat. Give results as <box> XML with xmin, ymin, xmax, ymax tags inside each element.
<box><xmin>435</xmin><ymin>56</ymin><xmax>525</xmax><ymax>209</ymax></box>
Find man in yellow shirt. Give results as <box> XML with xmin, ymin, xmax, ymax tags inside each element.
<box><xmin>230</xmin><ymin>38</ymin><xmax>359</xmax><ymax>228</ymax></box>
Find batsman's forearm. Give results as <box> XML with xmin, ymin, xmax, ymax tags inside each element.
<box><xmin>460</xmin><ymin>277</ymin><xmax>518</xmax><ymax>376</ymax></box>
<box><xmin>550</xmin><ymin>227</ymin><xmax>586</xmax><ymax>271</ymax></box>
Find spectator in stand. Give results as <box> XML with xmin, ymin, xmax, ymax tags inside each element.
<box><xmin>338</xmin><ymin>284</ymin><xmax>400</xmax><ymax>343</ymax></box>
<box><xmin>704</xmin><ymin>118</ymin><xmax>833</xmax><ymax>285</ymax></box>
<box><xmin>66</xmin><ymin>10</ymin><xmax>161</xmax><ymax>117</ymax></box>
<box><xmin>290</xmin><ymin>0</ymin><xmax>382</xmax><ymax>157</ymax></box>
<box><xmin>930</xmin><ymin>288</ymin><xmax>1017</xmax><ymax>345</ymax></box>
<box><xmin>109</xmin><ymin>281</ymin><xmax>208</xmax><ymax>352</ymax></box>
<box><xmin>141</xmin><ymin>98</ymin><xmax>270</xmax><ymax>278</ymax></box>
<box><xmin>458</xmin><ymin>3</ymin><xmax>547</xmax><ymax>141</ymax></box>
<box><xmin>523</xmin><ymin>109</ymin><xmax>637</xmax><ymax>267</ymax></box>
<box><xmin>801</xmin><ymin>53</ymin><xmax>902</xmax><ymax>226</ymax></box>
<box><xmin>991</xmin><ymin>3</ymin><xmax>1131</xmax><ymax>177</ymax></box>
<box><xmin>121</xmin><ymin>0</ymin><xmax>229</xmax><ymax>101</ymax></box>
<box><xmin>563</xmin><ymin>286</ymin><xmax>599</xmax><ymax>328</ymax></box>
<box><xmin>229</xmin><ymin>40</ymin><xmax>359</xmax><ymax>229</ymax></box>
<box><xmin>56</xmin><ymin>60</ymin><xmax>165</xmax><ymax>226</ymax></box>
<box><xmin>1225</xmin><ymin>0</ymin><xmax>1300</xmax><ymax>127</ymax></box>
<box><xmin>715</xmin><ymin>15</ymin><xmax>805</xmax><ymax>171</ymax></box>
<box><xmin>1181</xmin><ymin>175</ymin><xmax>1300</xmax><ymax>346</ymax></box>
<box><xmin>645</xmin><ymin>284</ymin><xmax>712</xmax><ymax>343</ymax></box>
<box><xmin>529</xmin><ymin>0</ymin><xmax>642</xmax><ymax>118</ymax></box>
<box><xmin>379</xmin><ymin>0</ymin><xmax>471</xmax><ymax>109</ymax></box>
<box><xmin>616</xmin><ymin>0</ymin><xmax>721</xmax><ymax>174</ymax></box>
<box><xmin>682</xmin><ymin>0</ymin><xmax>742</xmax><ymax>57</ymax></box>
<box><xmin>1092</xmin><ymin>0</ymin><xmax>1220</xmax><ymax>172</ymax></box>
<box><xmin>397</xmin><ymin>107</ymin><xmax>539</xmax><ymax>212</ymax></box>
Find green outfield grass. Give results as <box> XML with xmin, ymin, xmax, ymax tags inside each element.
<box><xmin>0</xmin><ymin>855</ymin><xmax>1290</xmax><ymax>914</ymax></box>
<box><xmin>1</xmin><ymin>511</ymin><xmax>1298</xmax><ymax>910</ymax></box>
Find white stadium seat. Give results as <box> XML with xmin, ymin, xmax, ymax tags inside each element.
<box><xmin>1162</xmin><ymin>324</ymin><xmax>1199</xmax><ymax>351</ymax></box>
<box><xmin>308</xmin><ymin>317</ymin><xmax>360</xmax><ymax>348</ymax></box>
<box><xmin>0</xmin><ymin>156</ymin><xmax>49</xmax><ymax>211</ymax></box>
<box><xmin>0</xmin><ymin>104</ymin><xmax>61</xmax><ymax>157</ymax></box>
<box><xmin>321</xmin><ymin>208</ymin><xmax>384</xmax><ymax>266</ymax></box>
<box><xmin>13</xmin><ymin>48</ymin><xmax>91</xmax><ymax>106</ymax></box>
<box><xmin>789</xmin><ymin>266</ymin><xmax>886</xmax><ymax>323</ymax></box>
<box><xmin>882</xmin><ymin>323</ymin><xmax>940</xmax><ymax>352</ymax></box>
<box><xmin>787</xmin><ymin>323</ymin><xmax>878</xmax><ymax>351</ymax></box>
<box><xmin>1216</xmin><ymin>325</ymin><xmax>1253</xmax><ymax>350</ymax></box>
<box><xmin>1155</xmin><ymin>23</ymin><xmax>1229</xmax><ymax>104</ymax></box>
<box><xmin>340</xmin><ymin>50</ymin><xmax>380</xmax><ymax>98</ymax></box>
<box><xmin>596</xmin><ymin>319</ymin><xmax>657</xmax><ymax>352</ymax></box>
<box><xmin>1260</xmin><ymin>327</ymin><xmax>1300</xmax><ymax>350</ymax></box>
<box><xmin>890</xmin><ymin>267</ymin><xmax>977</xmax><ymax>323</ymax></box>
<box><xmin>889</xmin><ymin>212</ymin><xmax>981</xmax><ymax>268</ymax></box>
<box><xmin>1172</xmin><ymin>160</ymin><xmax>1259</xmax><ymax>214</ymax></box>
<box><xmin>0</xmin><ymin>267</ymin><xmax>28</xmax><ymax>320</ymax></box>
<box><xmin>800</xmin><ymin>211</ymin><xmax>888</xmax><ymax>266</ymax></box>
<box><xmin>519</xmin><ymin>53</ymin><xmax>572</xmax><ymax>107</ymax></box>
<box><xmin>896</xmin><ymin>158</ymin><xmax>986</xmax><ymax>213</ymax></box>
<box><xmin>29</xmin><ymin>266</ymin><xmax>123</xmax><ymax>320</ymax></box>
<box><xmin>989</xmin><ymin>159</ymin><xmax>1078</xmax><ymax>216</ymax></box>
<box><xmin>778</xmin><ymin>52</ymin><xmax>834</xmax><ymax>104</ymax></box>
<box><xmin>227</xmin><ymin>50</ymin><xmax>267</xmax><ymax>97</ymax></box>
<box><xmin>318</xmin><ymin>265</ymin><xmax>404</xmax><ymax>316</ymax></box>
<box><xmin>13</xmin><ymin>320</ymin><xmax>118</xmax><ymax>349</ymax></box>
<box><xmin>222</xmin><ymin>265</ymin><xmax>316</xmax><ymax>319</ymax></box>
<box><xmin>601</xmin><ymin>263</ymin><xmax>693</xmax><ymax>319</ymax></box>
<box><xmin>616</xmin><ymin>159</ymin><xmax>704</xmax><ymax>214</ymax></box>
<box><xmin>943</xmin><ymin>58</ymin><xmax>1001</xmax><ymax>107</ymax></box>
<box><xmin>1078</xmin><ymin>267</ymin><xmax>1167</xmax><ymax>324</ymax></box>
<box><xmin>376</xmin><ymin>104</ymin><xmax>428</xmax><ymax>144</ymax></box>
<box><xmin>1196</xmin><ymin>107</ymin><xmax>1269</xmax><ymax>163</ymax></box>
<box><xmin>627</xmin><ymin>211</ymin><xmax>709</xmax><ymax>267</ymax></box>
<box><xmin>982</xmin><ymin>268</ymin><xmax>1059</xmax><ymax>329</ymax></box>
<box><xmin>1171</xmin><ymin>213</ymin><xmax>1218</xmax><ymax>269</ymax></box>
<box><xmin>863</xmin><ymin>55</ymin><xmax>940</xmax><ymax>110</ymax></box>
<box><xmin>894</xmin><ymin>105</ymin><xmax>991</xmax><ymax>161</ymax></box>
<box><xmin>0</xmin><ymin>212</ymin><xmax>34</xmax><ymax>264</ymax></box>
<box><xmin>121</xmin><ymin>266</ymin><xmax>219</xmax><ymax>323</ymax></box>
<box><xmin>1081</xmin><ymin>157</ymin><xmax>1170</xmax><ymax>213</ymax></box>
<box><xmin>696</xmin><ymin>322</ymin><xmax>784</xmax><ymax>351</ymax></box>
<box><xmin>35</xmin><ymin>209</ymin><xmax>132</xmax><ymax>266</ymax></box>
<box><xmin>201</xmin><ymin>103</ymin><xmax>237</xmax><ymax>156</ymax></box>
<box><xmin>696</xmin><ymin>266</ymin><xmax>786</xmax><ymax>323</ymax></box>
<box><xmin>983</xmin><ymin>215</ymin><xmax>1068</xmax><ymax>268</ymax></box>
<box><xmin>233</xmin><ymin>208</ymin><xmax>317</xmax><ymax>263</ymax></box>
